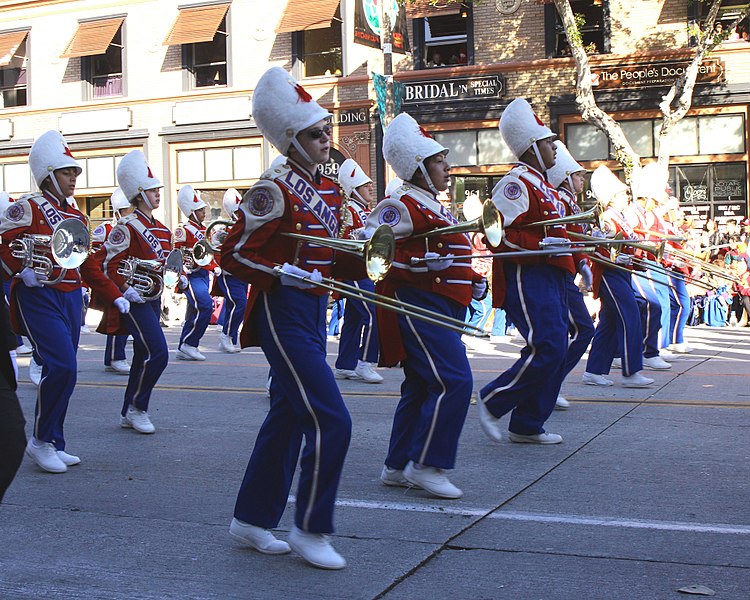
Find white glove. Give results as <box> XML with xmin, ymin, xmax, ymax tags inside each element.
<box><xmin>615</xmin><ymin>254</ymin><xmax>633</xmax><ymax>266</ymax></box>
<box><xmin>351</xmin><ymin>227</ymin><xmax>367</xmax><ymax>241</ymax></box>
<box><xmin>424</xmin><ymin>252</ymin><xmax>454</xmax><ymax>271</ymax></box>
<box><xmin>671</xmin><ymin>258</ymin><xmax>685</xmax><ymax>269</ymax></box>
<box><xmin>213</xmin><ymin>266</ymin><xmax>222</xmax><ymax>276</ymax></box>
<box><xmin>113</xmin><ymin>297</ymin><xmax>130</xmax><ymax>314</ymax></box>
<box><xmin>179</xmin><ymin>275</ymin><xmax>189</xmax><ymax>289</ymax></box>
<box><xmin>578</xmin><ymin>260</ymin><xmax>593</xmax><ymax>290</ymax></box>
<box><xmin>18</xmin><ymin>267</ymin><xmax>44</xmax><ymax>288</ymax></box>
<box><xmin>472</xmin><ymin>278</ymin><xmax>488</xmax><ymax>300</ymax></box>
<box><xmin>279</xmin><ymin>263</ymin><xmax>323</xmax><ymax>289</ymax></box>
<box><xmin>122</xmin><ymin>287</ymin><xmax>145</xmax><ymax>303</ymax></box>
<box><xmin>590</xmin><ymin>228</ymin><xmax>607</xmax><ymax>239</ymax></box>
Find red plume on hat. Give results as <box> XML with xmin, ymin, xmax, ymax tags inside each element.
<box><xmin>533</xmin><ymin>113</ymin><xmax>545</xmax><ymax>127</ymax></box>
<box><xmin>63</xmin><ymin>146</ymin><xmax>76</xmax><ymax>159</ymax></box>
<box><xmin>295</xmin><ymin>83</ymin><xmax>312</xmax><ymax>103</ymax></box>
<box><xmin>147</xmin><ymin>166</ymin><xmax>155</xmax><ymax>179</ymax></box>
<box><xmin>418</xmin><ymin>126</ymin><xmax>433</xmax><ymax>139</ymax></box>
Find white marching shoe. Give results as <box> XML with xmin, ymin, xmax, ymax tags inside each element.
<box><xmin>177</xmin><ymin>344</ymin><xmax>206</xmax><ymax>361</ymax></box>
<box><xmin>29</xmin><ymin>357</ymin><xmax>42</xmax><ymax>386</ymax></box>
<box><xmin>354</xmin><ymin>361</ymin><xmax>383</xmax><ymax>383</ymax></box>
<box><xmin>621</xmin><ymin>371</ymin><xmax>655</xmax><ymax>388</ymax></box>
<box><xmin>219</xmin><ymin>333</ymin><xmax>240</xmax><ymax>353</ymax></box>
<box><xmin>582</xmin><ymin>372</ymin><xmax>613</xmax><ymax>386</ymax></box>
<box><xmin>26</xmin><ymin>438</ymin><xmax>67</xmax><ymax>473</ymax></box>
<box><xmin>16</xmin><ymin>343</ymin><xmax>33</xmax><ymax>355</ymax></box>
<box><xmin>659</xmin><ymin>349</ymin><xmax>676</xmax><ymax>361</ymax></box>
<box><xmin>229</xmin><ymin>518</ymin><xmax>291</xmax><ymax>555</ymax></box>
<box><xmin>403</xmin><ymin>461</ymin><xmax>463</xmax><ymax>499</ymax></box>
<box><xmin>643</xmin><ymin>356</ymin><xmax>671</xmax><ymax>370</ymax></box>
<box><xmin>120</xmin><ymin>407</ymin><xmax>156</xmax><ymax>434</ymax></box>
<box><xmin>477</xmin><ymin>394</ymin><xmax>503</xmax><ymax>443</ymax></box>
<box><xmin>57</xmin><ymin>450</ymin><xmax>81</xmax><ymax>466</ymax></box>
<box><xmin>105</xmin><ymin>360</ymin><xmax>130</xmax><ymax>374</ymax></box>
<box><xmin>554</xmin><ymin>395</ymin><xmax>570</xmax><ymax>410</ymax></box>
<box><xmin>671</xmin><ymin>343</ymin><xmax>694</xmax><ymax>354</ymax></box>
<box><xmin>508</xmin><ymin>431</ymin><xmax>563</xmax><ymax>444</ymax></box>
<box><xmin>380</xmin><ymin>466</ymin><xmax>412</xmax><ymax>488</ymax></box>
<box><xmin>288</xmin><ymin>526</ymin><xmax>346</xmax><ymax>570</ymax></box>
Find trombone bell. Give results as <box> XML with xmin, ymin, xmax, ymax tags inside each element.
<box><xmin>413</xmin><ymin>199</ymin><xmax>504</xmax><ymax>248</ymax></box>
<box><xmin>525</xmin><ymin>204</ymin><xmax>600</xmax><ymax>229</ymax></box>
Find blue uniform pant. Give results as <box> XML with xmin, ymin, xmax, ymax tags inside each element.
<box><xmin>215</xmin><ymin>272</ymin><xmax>248</xmax><ymax>344</ymax></box>
<box><xmin>645</xmin><ymin>263</ymin><xmax>672</xmax><ymax>349</ymax></box>
<box><xmin>179</xmin><ymin>269</ymin><xmax>212</xmax><ymax>348</ymax></box>
<box><xmin>16</xmin><ymin>286</ymin><xmax>81</xmax><ymax>450</ymax></box>
<box><xmin>466</xmin><ymin>294</ymin><xmax>493</xmax><ymax>332</ymax></box>
<box><xmin>562</xmin><ymin>274</ymin><xmax>595</xmax><ymax>380</ymax></box>
<box><xmin>586</xmin><ymin>269</ymin><xmax>643</xmax><ymax>377</ymax></box>
<box><xmin>669</xmin><ymin>273</ymin><xmax>691</xmax><ymax>344</ymax></box>
<box><xmin>104</xmin><ymin>335</ymin><xmax>128</xmax><ymax>365</ymax></box>
<box><xmin>385</xmin><ymin>286</ymin><xmax>472</xmax><ymax>471</ymax></box>
<box><xmin>3</xmin><ymin>279</ymin><xmax>23</xmax><ymax>347</ymax></box>
<box><xmin>335</xmin><ymin>279</ymin><xmax>379</xmax><ymax>370</ymax></box>
<box><xmin>480</xmin><ymin>263</ymin><xmax>568</xmax><ymax>435</ymax></box>
<box><xmin>631</xmin><ymin>270</ymin><xmax>662</xmax><ymax>358</ymax></box>
<box><xmin>122</xmin><ymin>299</ymin><xmax>168</xmax><ymax>415</ymax></box>
<box><xmin>327</xmin><ymin>298</ymin><xmax>344</xmax><ymax>336</ymax></box>
<box><xmin>234</xmin><ymin>287</ymin><xmax>351</xmax><ymax>534</ymax></box>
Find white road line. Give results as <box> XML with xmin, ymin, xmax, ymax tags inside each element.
<box><xmin>300</xmin><ymin>497</ymin><xmax>750</xmax><ymax>536</ymax></box>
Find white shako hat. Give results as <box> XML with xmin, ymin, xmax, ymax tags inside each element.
<box><xmin>547</xmin><ymin>141</ymin><xmax>585</xmax><ymax>189</ymax></box>
<box><xmin>590</xmin><ymin>165</ymin><xmax>629</xmax><ymax>206</ymax></box>
<box><xmin>110</xmin><ymin>187</ymin><xmax>130</xmax><ymax>212</ymax></box>
<box><xmin>338</xmin><ymin>158</ymin><xmax>372</xmax><ymax>198</ymax></box>
<box><xmin>383</xmin><ymin>112</ymin><xmax>447</xmax><ymax>194</ymax></box>
<box><xmin>252</xmin><ymin>67</ymin><xmax>332</xmax><ymax>161</ymax></box>
<box><xmin>0</xmin><ymin>191</ymin><xmax>12</xmax><ymax>215</ymax></box>
<box><xmin>462</xmin><ymin>193</ymin><xmax>482</xmax><ymax>221</ymax></box>
<box><xmin>499</xmin><ymin>98</ymin><xmax>556</xmax><ymax>166</ymax></box>
<box><xmin>222</xmin><ymin>188</ymin><xmax>241</xmax><ymax>217</ymax></box>
<box><xmin>384</xmin><ymin>177</ymin><xmax>404</xmax><ymax>197</ymax></box>
<box><xmin>177</xmin><ymin>185</ymin><xmax>207</xmax><ymax>219</ymax></box>
<box><xmin>116</xmin><ymin>150</ymin><xmax>162</xmax><ymax>208</ymax></box>
<box><xmin>29</xmin><ymin>130</ymin><xmax>82</xmax><ymax>192</ymax></box>
<box><xmin>634</xmin><ymin>163</ymin><xmax>668</xmax><ymax>200</ymax></box>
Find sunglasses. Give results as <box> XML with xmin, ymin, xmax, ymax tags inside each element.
<box><xmin>307</xmin><ymin>125</ymin><xmax>333</xmax><ymax>140</ymax></box>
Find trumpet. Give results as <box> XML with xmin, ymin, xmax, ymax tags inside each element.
<box><xmin>10</xmin><ymin>219</ymin><xmax>89</xmax><ymax>286</ymax></box>
<box><xmin>524</xmin><ymin>204</ymin><xmax>601</xmax><ymax>229</ymax></box>
<box><xmin>117</xmin><ymin>250</ymin><xmax>183</xmax><ymax>301</ymax></box>
<box><xmin>283</xmin><ymin>224</ymin><xmax>396</xmax><ymax>283</ymax></box>
<box><xmin>411</xmin><ymin>199</ymin><xmax>504</xmax><ymax>248</ymax></box>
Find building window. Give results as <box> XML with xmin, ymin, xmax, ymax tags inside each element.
<box><xmin>0</xmin><ymin>34</ymin><xmax>28</xmax><ymax>108</ymax></box>
<box><xmin>0</xmin><ymin>161</ymin><xmax>32</xmax><ymax>195</ymax></box>
<box><xmin>185</xmin><ymin>15</ymin><xmax>228</xmax><ymax>88</ymax></box>
<box><xmin>293</xmin><ymin>7</ymin><xmax>342</xmax><ymax>78</ymax></box>
<box><xmin>432</xmin><ymin>129</ymin><xmax>514</xmax><ymax>167</ymax></box>
<box><xmin>83</xmin><ymin>25</ymin><xmax>124</xmax><ymax>99</ymax></box>
<box><xmin>545</xmin><ymin>0</ymin><xmax>609</xmax><ymax>58</ymax></box>
<box><xmin>412</xmin><ymin>4</ymin><xmax>472</xmax><ymax>69</ymax></box>
<box><xmin>673</xmin><ymin>162</ymin><xmax>747</xmax><ymax>228</ymax></box>
<box><xmin>690</xmin><ymin>0</ymin><xmax>750</xmax><ymax>46</ymax></box>
<box><xmin>176</xmin><ymin>145</ymin><xmax>262</xmax><ymax>184</ymax></box>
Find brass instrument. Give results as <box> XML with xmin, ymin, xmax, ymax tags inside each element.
<box><xmin>411</xmin><ymin>246</ymin><xmax>597</xmax><ymax>265</ymax></box>
<box><xmin>663</xmin><ymin>247</ymin><xmax>740</xmax><ymax>283</ymax></box>
<box><xmin>632</xmin><ymin>227</ymin><xmax>686</xmax><ymax>243</ymax></box>
<box><xmin>524</xmin><ymin>204</ymin><xmax>601</xmax><ymax>229</ymax></box>
<box><xmin>193</xmin><ymin>219</ymin><xmax>235</xmax><ymax>257</ymax></box>
<box><xmin>565</xmin><ymin>231</ymin><xmax>666</xmax><ymax>261</ymax></box>
<box><xmin>411</xmin><ymin>199</ymin><xmax>504</xmax><ymax>248</ymax></box>
<box><xmin>10</xmin><ymin>219</ymin><xmax>89</xmax><ymax>286</ymax></box>
<box><xmin>180</xmin><ymin>242</ymin><xmax>213</xmax><ymax>271</ymax></box>
<box><xmin>283</xmin><ymin>224</ymin><xmax>396</xmax><ymax>283</ymax></box>
<box><xmin>117</xmin><ymin>250</ymin><xmax>183</xmax><ymax>301</ymax></box>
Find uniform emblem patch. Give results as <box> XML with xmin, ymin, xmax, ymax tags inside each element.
<box><xmin>504</xmin><ymin>182</ymin><xmax>522</xmax><ymax>200</ymax></box>
<box><xmin>109</xmin><ymin>227</ymin><xmax>126</xmax><ymax>245</ymax></box>
<box><xmin>173</xmin><ymin>227</ymin><xmax>186</xmax><ymax>242</ymax></box>
<box><xmin>93</xmin><ymin>224</ymin><xmax>105</xmax><ymax>236</ymax></box>
<box><xmin>249</xmin><ymin>189</ymin><xmax>274</xmax><ymax>217</ymax></box>
<box><xmin>6</xmin><ymin>204</ymin><xmax>24</xmax><ymax>222</ymax></box>
<box><xmin>379</xmin><ymin>206</ymin><xmax>401</xmax><ymax>226</ymax></box>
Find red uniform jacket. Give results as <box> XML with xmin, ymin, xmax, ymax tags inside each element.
<box><xmin>591</xmin><ymin>207</ymin><xmax>638</xmax><ymax>299</ymax></box>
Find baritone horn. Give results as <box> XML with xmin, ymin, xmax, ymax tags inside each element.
<box><xmin>10</xmin><ymin>219</ymin><xmax>90</xmax><ymax>286</ymax></box>
<box><xmin>117</xmin><ymin>250</ymin><xmax>183</xmax><ymax>301</ymax></box>
<box><xmin>283</xmin><ymin>224</ymin><xmax>396</xmax><ymax>282</ymax></box>
<box><xmin>411</xmin><ymin>199</ymin><xmax>504</xmax><ymax>248</ymax></box>
<box><xmin>193</xmin><ymin>219</ymin><xmax>235</xmax><ymax>257</ymax></box>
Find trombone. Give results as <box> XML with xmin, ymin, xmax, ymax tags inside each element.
<box><xmin>410</xmin><ymin>199</ymin><xmax>504</xmax><ymax>248</ymax></box>
<box><xmin>10</xmin><ymin>219</ymin><xmax>90</xmax><ymax>286</ymax></box>
<box><xmin>662</xmin><ymin>247</ymin><xmax>740</xmax><ymax>283</ymax></box>
<box><xmin>523</xmin><ymin>204</ymin><xmax>601</xmax><ymax>229</ymax></box>
<box><xmin>411</xmin><ymin>246</ymin><xmax>597</xmax><ymax>265</ymax></box>
<box><xmin>632</xmin><ymin>227</ymin><xmax>686</xmax><ymax>243</ymax></box>
<box><xmin>565</xmin><ymin>231</ymin><xmax>666</xmax><ymax>261</ymax></box>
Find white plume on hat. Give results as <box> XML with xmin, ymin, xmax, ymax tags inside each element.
<box><xmin>177</xmin><ymin>185</ymin><xmax>207</xmax><ymax>219</ymax></box>
<box><xmin>590</xmin><ymin>165</ymin><xmax>629</xmax><ymax>206</ymax></box>
<box><xmin>116</xmin><ymin>150</ymin><xmax>161</xmax><ymax>203</ymax></box>
<box><xmin>110</xmin><ymin>187</ymin><xmax>130</xmax><ymax>212</ymax></box>
<box><xmin>384</xmin><ymin>177</ymin><xmax>404</xmax><ymax>197</ymax></box>
<box><xmin>383</xmin><ymin>113</ymin><xmax>447</xmax><ymax>184</ymax></box>
<box><xmin>634</xmin><ymin>163</ymin><xmax>669</xmax><ymax>200</ymax></box>
<box><xmin>499</xmin><ymin>98</ymin><xmax>555</xmax><ymax>160</ymax></box>
<box><xmin>222</xmin><ymin>188</ymin><xmax>241</xmax><ymax>217</ymax></box>
<box><xmin>338</xmin><ymin>158</ymin><xmax>372</xmax><ymax>197</ymax></box>
<box><xmin>252</xmin><ymin>67</ymin><xmax>331</xmax><ymax>156</ymax></box>
<box><xmin>29</xmin><ymin>130</ymin><xmax>82</xmax><ymax>188</ymax></box>
<box><xmin>546</xmin><ymin>141</ymin><xmax>585</xmax><ymax>189</ymax></box>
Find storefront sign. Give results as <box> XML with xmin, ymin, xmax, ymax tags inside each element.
<box><xmin>713</xmin><ymin>179</ymin><xmax>743</xmax><ymax>198</ymax></box>
<box><xmin>714</xmin><ymin>202</ymin><xmax>747</xmax><ymax>221</ymax></box>
<box><xmin>403</xmin><ymin>75</ymin><xmax>506</xmax><ymax>104</ymax></box>
<box><xmin>332</xmin><ymin>108</ymin><xmax>369</xmax><ymax>126</ymax></box>
<box><xmin>591</xmin><ymin>58</ymin><xmax>725</xmax><ymax>90</ymax></box>
<box><xmin>353</xmin><ymin>0</ymin><xmax>409</xmax><ymax>54</ymax></box>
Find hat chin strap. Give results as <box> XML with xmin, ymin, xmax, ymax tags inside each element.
<box><xmin>566</xmin><ymin>175</ymin><xmax>575</xmax><ymax>192</ymax></box>
<box><xmin>417</xmin><ymin>162</ymin><xmax>439</xmax><ymax>196</ymax></box>
<box><xmin>531</xmin><ymin>141</ymin><xmax>548</xmax><ymax>175</ymax></box>
<box><xmin>49</xmin><ymin>172</ymin><xmax>66</xmax><ymax>201</ymax></box>
<box><xmin>139</xmin><ymin>190</ymin><xmax>154</xmax><ymax>210</ymax></box>
<box><xmin>290</xmin><ymin>138</ymin><xmax>316</xmax><ymax>169</ymax></box>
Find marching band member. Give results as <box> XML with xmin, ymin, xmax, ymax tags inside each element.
<box><xmin>213</xmin><ymin>188</ymin><xmax>248</xmax><ymax>353</ymax></box>
<box><xmin>476</xmin><ymin>98</ymin><xmax>572</xmax><ymax>445</ymax></box>
<box><xmin>365</xmin><ymin>112</ymin><xmax>481</xmax><ymax>498</ymax></box>
<box><xmin>174</xmin><ymin>185</ymin><xmax>217</xmax><ymax>361</ymax></box>
<box><xmin>545</xmin><ymin>141</ymin><xmax>596</xmax><ymax>410</ymax></box>
<box><xmin>582</xmin><ymin>166</ymin><xmax>654</xmax><ymax>388</ymax></box>
<box><xmin>333</xmin><ymin>158</ymin><xmax>382</xmax><ymax>383</ymax></box>
<box><xmin>91</xmin><ymin>187</ymin><xmax>133</xmax><ymax>374</ymax></box>
<box><xmin>663</xmin><ymin>195</ymin><xmax>693</xmax><ymax>353</ymax></box>
<box><xmin>0</xmin><ymin>131</ymin><xmax>126</xmax><ymax>473</ymax></box>
<box><xmin>220</xmin><ymin>67</ymin><xmax>360</xmax><ymax>569</ymax></box>
<box><xmin>99</xmin><ymin>150</ymin><xmax>173</xmax><ymax>434</ymax></box>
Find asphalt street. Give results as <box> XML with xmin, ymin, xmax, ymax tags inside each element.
<box><xmin>1</xmin><ymin>319</ymin><xmax>749</xmax><ymax>600</ymax></box>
